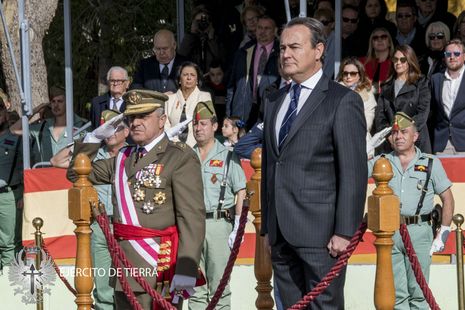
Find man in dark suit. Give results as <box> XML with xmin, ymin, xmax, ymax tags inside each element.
<box><xmin>132</xmin><ymin>29</ymin><xmax>187</xmax><ymax>94</ymax></box>
<box><xmin>226</xmin><ymin>15</ymin><xmax>280</xmax><ymax>129</ymax></box>
<box><xmin>261</xmin><ymin>17</ymin><xmax>367</xmax><ymax>309</ymax></box>
<box><xmin>90</xmin><ymin>66</ymin><xmax>129</xmax><ymax>129</ymax></box>
<box><xmin>68</xmin><ymin>89</ymin><xmax>205</xmax><ymax>309</ymax></box>
<box><xmin>394</xmin><ymin>2</ymin><xmax>426</xmax><ymax>58</ymax></box>
<box><xmin>430</xmin><ymin>39</ymin><xmax>465</xmax><ymax>154</ymax></box>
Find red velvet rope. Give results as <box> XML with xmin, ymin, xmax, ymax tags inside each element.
<box><xmin>288</xmin><ymin>222</ymin><xmax>368</xmax><ymax>310</ymax></box>
<box><xmin>41</xmin><ymin>240</ymin><xmax>78</xmax><ymax>296</ymax></box>
<box><xmin>95</xmin><ymin>213</ymin><xmax>176</xmax><ymax>310</ymax></box>
<box><xmin>399</xmin><ymin>223</ymin><xmax>441</xmax><ymax>310</ymax></box>
<box><xmin>205</xmin><ymin>200</ymin><xmax>250</xmax><ymax>310</ymax></box>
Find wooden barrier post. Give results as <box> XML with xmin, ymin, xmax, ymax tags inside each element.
<box><xmin>368</xmin><ymin>157</ymin><xmax>400</xmax><ymax>310</ymax></box>
<box><xmin>247</xmin><ymin>148</ymin><xmax>274</xmax><ymax>310</ymax></box>
<box><xmin>68</xmin><ymin>153</ymin><xmax>97</xmax><ymax>310</ymax></box>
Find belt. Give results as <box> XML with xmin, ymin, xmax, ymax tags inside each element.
<box><xmin>0</xmin><ymin>185</ymin><xmax>17</xmax><ymax>194</ymax></box>
<box><xmin>401</xmin><ymin>213</ymin><xmax>432</xmax><ymax>225</ymax></box>
<box><xmin>205</xmin><ymin>209</ymin><xmax>230</xmax><ymax>220</ymax></box>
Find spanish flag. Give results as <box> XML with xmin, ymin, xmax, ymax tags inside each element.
<box><xmin>22</xmin><ymin>168</ymin><xmax>76</xmax><ymax>260</ymax></box>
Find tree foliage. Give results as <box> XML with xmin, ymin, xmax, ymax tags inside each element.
<box><xmin>43</xmin><ymin>0</ymin><xmax>191</xmax><ymax>118</ymax></box>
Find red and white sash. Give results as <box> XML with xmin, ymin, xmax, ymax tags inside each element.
<box><xmin>114</xmin><ymin>147</ymin><xmax>160</xmax><ymax>268</ymax></box>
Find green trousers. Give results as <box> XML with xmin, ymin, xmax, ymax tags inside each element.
<box><xmin>188</xmin><ymin>219</ymin><xmax>232</xmax><ymax>310</ymax></box>
<box><xmin>392</xmin><ymin>222</ymin><xmax>433</xmax><ymax>310</ymax></box>
<box><xmin>91</xmin><ymin>221</ymin><xmax>115</xmax><ymax>310</ymax></box>
<box><xmin>0</xmin><ymin>189</ymin><xmax>16</xmax><ymax>269</ymax></box>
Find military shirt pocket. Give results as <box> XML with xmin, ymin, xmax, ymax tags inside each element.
<box><xmin>410</xmin><ymin>171</ymin><xmax>428</xmax><ymax>193</ymax></box>
<box><xmin>204</xmin><ymin>166</ymin><xmax>224</xmax><ymax>188</ymax></box>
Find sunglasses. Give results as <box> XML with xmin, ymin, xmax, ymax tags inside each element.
<box><xmin>428</xmin><ymin>32</ymin><xmax>445</xmax><ymax>40</ymax></box>
<box><xmin>342</xmin><ymin>17</ymin><xmax>358</xmax><ymax>24</ymax></box>
<box><xmin>396</xmin><ymin>14</ymin><xmax>413</xmax><ymax>19</ymax></box>
<box><xmin>372</xmin><ymin>34</ymin><xmax>388</xmax><ymax>41</ymax></box>
<box><xmin>343</xmin><ymin>71</ymin><xmax>359</xmax><ymax>78</ymax></box>
<box><xmin>444</xmin><ymin>51</ymin><xmax>462</xmax><ymax>58</ymax></box>
<box><xmin>319</xmin><ymin>19</ymin><xmax>333</xmax><ymax>26</ymax></box>
<box><xmin>392</xmin><ymin>56</ymin><xmax>408</xmax><ymax>64</ymax></box>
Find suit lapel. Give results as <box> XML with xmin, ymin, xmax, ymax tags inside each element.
<box><xmin>436</xmin><ymin>74</ymin><xmax>448</xmax><ymax>120</ymax></box>
<box><xmin>279</xmin><ymin>76</ymin><xmax>328</xmax><ymax>152</ymax></box>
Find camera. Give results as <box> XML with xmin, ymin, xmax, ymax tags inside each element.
<box><xmin>197</xmin><ymin>15</ymin><xmax>210</xmax><ymax>32</ymax></box>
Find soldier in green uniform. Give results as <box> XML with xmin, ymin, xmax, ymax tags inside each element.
<box><xmin>189</xmin><ymin>101</ymin><xmax>246</xmax><ymax>310</ymax></box>
<box><xmin>10</xmin><ymin>86</ymin><xmax>87</xmax><ymax>165</ymax></box>
<box><xmin>67</xmin><ymin>89</ymin><xmax>205</xmax><ymax>309</ymax></box>
<box><xmin>368</xmin><ymin>112</ymin><xmax>454</xmax><ymax>309</ymax></box>
<box><xmin>0</xmin><ymin>99</ymin><xmax>23</xmax><ymax>273</ymax></box>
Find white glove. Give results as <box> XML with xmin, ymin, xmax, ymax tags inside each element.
<box><xmin>366</xmin><ymin>127</ymin><xmax>392</xmax><ymax>155</ymax></box>
<box><xmin>166</xmin><ymin>116</ymin><xmax>192</xmax><ymax>140</ymax></box>
<box><xmin>169</xmin><ymin>274</ymin><xmax>196</xmax><ymax>304</ymax></box>
<box><xmin>228</xmin><ymin>215</ymin><xmax>243</xmax><ymax>249</ymax></box>
<box><xmin>83</xmin><ymin>113</ymin><xmax>125</xmax><ymax>143</ymax></box>
<box><xmin>430</xmin><ymin>225</ymin><xmax>451</xmax><ymax>256</ymax></box>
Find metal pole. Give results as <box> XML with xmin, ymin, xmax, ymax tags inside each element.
<box><xmin>176</xmin><ymin>0</ymin><xmax>185</xmax><ymax>46</ymax></box>
<box><xmin>18</xmin><ymin>0</ymin><xmax>32</xmax><ymax>169</ymax></box>
<box><xmin>33</xmin><ymin>217</ymin><xmax>44</xmax><ymax>310</ymax></box>
<box><xmin>299</xmin><ymin>0</ymin><xmax>306</xmax><ymax>17</ymax></box>
<box><xmin>454</xmin><ymin>214</ymin><xmax>465</xmax><ymax>310</ymax></box>
<box><xmin>284</xmin><ymin>0</ymin><xmax>291</xmax><ymax>23</ymax></box>
<box><xmin>334</xmin><ymin>0</ymin><xmax>341</xmax><ymax>79</ymax></box>
<box><xmin>63</xmin><ymin>0</ymin><xmax>73</xmax><ymax>144</ymax></box>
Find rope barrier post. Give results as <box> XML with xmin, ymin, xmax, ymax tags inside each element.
<box><xmin>248</xmin><ymin>148</ymin><xmax>274</xmax><ymax>310</ymax></box>
<box><xmin>368</xmin><ymin>157</ymin><xmax>399</xmax><ymax>310</ymax></box>
<box><xmin>453</xmin><ymin>214</ymin><xmax>465</xmax><ymax>310</ymax></box>
<box><xmin>33</xmin><ymin>217</ymin><xmax>44</xmax><ymax>310</ymax></box>
<box><xmin>68</xmin><ymin>153</ymin><xmax>97</xmax><ymax>310</ymax></box>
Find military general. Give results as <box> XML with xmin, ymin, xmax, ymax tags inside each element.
<box><xmin>67</xmin><ymin>89</ymin><xmax>205</xmax><ymax>309</ymax></box>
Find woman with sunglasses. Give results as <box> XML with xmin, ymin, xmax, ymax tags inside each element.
<box><xmin>375</xmin><ymin>45</ymin><xmax>431</xmax><ymax>153</ymax></box>
<box><xmin>336</xmin><ymin>57</ymin><xmax>377</xmax><ymax>144</ymax></box>
<box><xmin>360</xmin><ymin>28</ymin><xmax>394</xmax><ymax>97</ymax></box>
<box><xmin>419</xmin><ymin>21</ymin><xmax>449</xmax><ymax>78</ymax></box>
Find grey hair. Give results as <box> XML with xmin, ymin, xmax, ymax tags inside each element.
<box><xmin>106</xmin><ymin>66</ymin><xmax>128</xmax><ymax>81</ymax></box>
<box><xmin>154</xmin><ymin>107</ymin><xmax>165</xmax><ymax>116</ymax></box>
<box><xmin>284</xmin><ymin>17</ymin><xmax>327</xmax><ymax>48</ymax></box>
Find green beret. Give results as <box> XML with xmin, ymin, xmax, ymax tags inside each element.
<box><xmin>100</xmin><ymin>109</ymin><xmax>121</xmax><ymax>125</ymax></box>
<box><xmin>193</xmin><ymin>101</ymin><xmax>216</xmax><ymax>121</ymax></box>
<box><xmin>123</xmin><ymin>89</ymin><xmax>169</xmax><ymax>116</ymax></box>
<box><xmin>392</xmin><ymin>112</ymin><xmax>414</xmax><ymax>131</ymax></box>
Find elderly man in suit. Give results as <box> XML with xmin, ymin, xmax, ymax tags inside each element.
<box><xmin>132</xmin><ymin>29</ymin><xmax>187</xmax><ymax>94</ymax></box>
<box><xmin>430</xmin><ymin>39</ymin><xmax>465</xmax><ymax>155</ymax></box>
<box><xmin>68</xmin><ymin>89</ymin><xmax>205</xmax><ymax>309</ymax></box>
<box><xmin>261</xmin><ymin>17</ymin><xmax>367</xmax><ymax>309</ymax></box>
<box><xmin>226</xmin><ymin>15</ymin><xmax>280</xmax><ymax>129</ymax></box>
<box><xmin>90</xmin><ymin>66</ymin><xmax>129</xmax><ymax>129</ymax></box>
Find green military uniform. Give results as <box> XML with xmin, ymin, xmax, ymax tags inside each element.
<box><xmin>68</xmin><ymin>90</ymin><xmax>205</xmax><ymax>310</ymax></box>
<box><xmin>0</xmin><ymin>129</ymin><xmax>23</xmax><ymax>270</ymax></box>
<box><xmin>368</xmin><ymin>113</ymin><xmax>452</xmax><ymax>309</ymax></box>
<box><xmin>188</xmin><ymin>101</ymin><xmax>246</xmax><ymax>310</ymax></box>
<box><xmin>29</xmin><ymin>114</ymin><xmax>87</xmax><ymax>165</ymax></box>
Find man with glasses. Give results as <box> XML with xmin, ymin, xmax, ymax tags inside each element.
<box><xmin>394</xmin><ymin>2</ymin><xmax>426</xmax><ymax>57</ymax></box>
<box><xmin>90</xmin><ymin>66</ymin><xmax>129</xmax><ymax>129</ymax></box>
<box><xmin>132</xmin><ymin>29</ymin><xmax>187</xmax><ymax>94</ymax></box>
<box><xmin>430</xmin><ymin>39</ymin><xmax>465</xmax><ymax>154</ymax></box>
<box><xmin>341</xmin><ymin>5</ymin><xmax>365</xmax><ymax>58</ymax></box>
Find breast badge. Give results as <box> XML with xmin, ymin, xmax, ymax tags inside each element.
<box><xmin>211</xmin><ymin>173</ymin><xmax>217</xmax><ymax>184</ymax></box>
<box><xmin>153</xmin><ymin>192</ymin><xmax>167</xmax><ymax>205</ymax></box>
<box><xmin>142</xmin><ymin>201</ymin><xmax>155</xmax><ymax>214</ymax></box>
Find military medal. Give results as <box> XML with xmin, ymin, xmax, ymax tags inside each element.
<box><xmin>211</xmin><ymin>173</ymin><xmax>217</xmax><ymax>184</ymax></box>
<box><xmin>154</xmin><ymin>164</ymin><xmax>164</xmax><ymax>188</ymax></box>
<box><xmin>133</xmin><ymin>187</ymin><xmax>145</xmax><ymax>201</ymax></box>
<box><xmin>153</xmin><ymin>192</ymin><xmax>166</xmax><ymax>205</ymax></box>
<box><xmin>142</xmin><ymin>201</ymin><xmax>155</xmax><ymax>214</ymax></box>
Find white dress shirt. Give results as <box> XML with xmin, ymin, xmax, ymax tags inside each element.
<box><xmin>442</xmin><ymin>65</ymin><xmax>465</xmax><ymax>118</ymax></box>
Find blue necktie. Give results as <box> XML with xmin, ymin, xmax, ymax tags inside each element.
<box><xmin>278</xmin><ymin>84</ymin><xmax>301</xmax><ymax>149</ymax></box>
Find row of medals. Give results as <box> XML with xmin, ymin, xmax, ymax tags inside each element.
<box><xmin>133</xmin><ymin>166</ymin><xmax>165</xmax><ymax>214</ymax></box>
